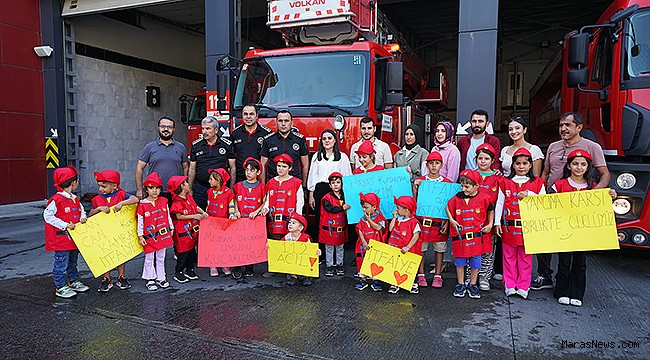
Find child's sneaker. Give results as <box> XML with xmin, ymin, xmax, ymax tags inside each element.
<box><xmin>417</xmin><ymin>275</ymin><xmax>428</xmax><ymax>287</ymax></box>
<box><xmin>530</xmin><ymin>275</ymin><xmax>553</xmax><ymax>290</ymax></box>
<box><xmin>370</xmin><ymin>281</ymin><xmax>383</xmax><ymax>292</ymax></box>
<box><xmin>156</xmin><ymin>280</ymin><xmax>170</xmax><ymax>288</ymax></box>
<box><xmin>336</xmin><ymin>266</ymin><xmax>345</xmax><ymax>276</ymax></box>
<box><xmin>570</xmin><ymin>299</ymin><xmax>582</xmax><ymax>307</ymax></box>
<box><xmin>467</xmin><ymin>283</ymin><xmax>481</xmax><ymax>299</ymax></box>
<box><xmin>493</xmin><ymin>273</ymin><xmax>503</xmax><ymax>281</ymax></box>
<box><xmin>558</xmin><ymin>297</ymin><xmax>570</xmax><ymax>305</ymax></box>
<box><xmin>287</xmin><ymin>277</ymin><xmax>300</xmax><ymax>286</ymax></box>
<box><xmin>516</xmin><ymin>288</ymin><xmax>529</xmax><ymax>299</ymax></box>
<box><xmin>232</xmin><ymin>269</ymin><xmax>243</xmax><ymax>279</ymax></box>
<box><xmin>453</xmin><ymin>284</ymin><xmax>467</xmax><ymax>298</ymax></box>
<box><xmin>210</xmin><ymin>267</ymin><xmax>219</xmax><ymax>277</ymax></box>
<box><xmin>174</xmin><ymin>272</ymin><xmax>189</xmax><ymax>283</ymax></box>
<box><xmin>355</xmin><ymin>280</ymin><xmax>368</xmax><ymax>291</ymax></box>
<box><xmin>325</xmin><ymin>267</ymin><xmax>334</xmax><ymax>277</ymax></box>
<box><xmin>244</xmin><ymin>266</ymin><xmax>254</xmax><ymax>277</ymax></box>
<box><xmin>302</xmin><ymin>277</ymin><xmax>313</xmax><ymax>286</ymax></box>
<box><xmin>115</xmin><ymin>276</ymin><xmax>131</xmax><ymax>289</ymax></box>
<box><xmin>68</xmin><ymin>280</ymin><xmax>89</xmax><ymax>293</ymax></box>
<box><xmin>146</xmin><ymin>280</ymin><xmax>158</xmax><ymax>291</ymax></box>
<box><xmin>431</xmin><ymin>275</ymin><xmax>443</xmax><ymax>288</ymax></box>
<box><xmin>410</xmin><ymin>283</ymin><xmax>419</xmax><ymax>294</ymax></box>
<box><xmin>505</xmin><ymin>287</ymin><xmax>516</xmax><ymax>296</ymax></box>
<box><xmin>222</xmin><ymin>267</ymin><xmax>232</xmax><ymax>275</ymax></box>
<box><xmin>479</xmin><ymin>279</ymin><xmax>490</xmax><ymax>291</ymax></box>
<box><xmin>185</xmin><ymin>269</ymin><xmax>199</xmax><ymax>280</ymax></box>
<box><xmin>98</xmin><ymin>277</ymin><xmax>112</xmax><ymax>293</ymax></box>
<box><xmin>55</xmin><ymin>285</ymin><xmax>77</xmax><ymax>298</ymax></box>
<box><xmin>388</xmin><ymin>285</ymin><xmax>400</xmax><ymax>294</ymax></box>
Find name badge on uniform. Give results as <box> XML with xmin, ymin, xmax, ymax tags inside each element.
<box><xmin>269</xmin><ymin>146</ymin><xmax>278</xmax><ymax>152</ymax></box>
<box><xmin>234</xmin><ymin>139</ymin><xmax>242</xmax><ymax>144</ymax></box>
<box><xmin>196</xmin><ymin>151</ymin><xmax>204</xmax><ymax>156</ymax></box>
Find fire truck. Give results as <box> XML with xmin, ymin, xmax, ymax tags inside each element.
<box><xmin>181</xmin><ymin>0</ymin><xmax>447</xmax><ymax>154</ymax></box>
<box><xmin>530</xmin><ymin>0</ymin><xmax>650</xmax><ymax>249</ymax></box>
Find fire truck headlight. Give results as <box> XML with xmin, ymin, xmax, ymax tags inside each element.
<box><xmin>612</xmin><ymin>198</ymin><xmax>631</xmax><ymax>215</ymax></box>
<box><xmin>334</xmin><ymin>115</ymin><xmax>345</xmax><ymax>131</ymax></box>
<box><xmin>616</xmin><ymin>173</ymin><xmax>636</xmax><ymax>190</ymax></box>
<box><xmin>632</xmin><ymin>233</ymin><xmax>647</xmax><ymax>245</ymax></box>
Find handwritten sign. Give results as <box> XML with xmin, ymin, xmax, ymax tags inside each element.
<box><xmin>519</xmin><ymin>189</ymin><xmax>619</xmax><ymax>253</ymax></box>
<box><xmin>343</xmin><ymin>167</ymin><xmax>412</xmax><ymax>224</ymax></box>
<box><xmin>68</xmin><ymin>205</ymin><xmax>142</xmax><ymax>278</ymax></box>
<box><xmin>198</xmin><ymin>217</ymin><xmax>268</xmax><ymax>267</ymax></box>
<box><xmin>416</xmin><ymin>181</ymin><xmax>461</xmax><ymax>219</ymax></box>
<box><xmin>360</xmin><ymin>240</ymin><xmax>421</xmax><ymax>290</ymax></box>
<box><xmin>267</xmin><ymin>239</ymin><xmax>319</xmax><ymax>277</ymax></box>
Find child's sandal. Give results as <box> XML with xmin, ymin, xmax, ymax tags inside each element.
<box><xmin>146</xmin><ymin>280</ymin><xmax>158</xmax><ymax>291</ymax></box>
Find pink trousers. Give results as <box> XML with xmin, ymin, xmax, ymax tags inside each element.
<box><xmin>502</xmin><ymin>243</ymin><xmax>532</xmax><ymax>291</ymax></box>
<box><xmin>142</xmin><ymin>248</ymin><xmax>167</xmax><ymax>281</ymax></box>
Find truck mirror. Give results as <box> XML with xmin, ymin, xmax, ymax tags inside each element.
<box><xmin>609</xmin><ymin>4</ymin><xmax>638</xmax><ymax>23</ymax></box>
<box><xmin>216</xmin><ymin>55</ymin><xmax>230</xmax><ymax>72</ymax></box>
<box><xmin>568</xmin><ymin>33</ymin><xmax>590</xmax><ymax>69</ymax></box>
<box><xmin>386</xmin><ymin>62</ymin><xmax>403</xmax><ymax>92</ymax></box>
<box><xmin>567</xmin><ymin>68</ymin><xmax>589</xmax><ymax>88</ymax></box>
<box><xmin>180</xmin><ymin>102</ymin><xmax>188</xmax><ymax>124</ymax></box>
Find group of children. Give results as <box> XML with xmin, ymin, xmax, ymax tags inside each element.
<box><xmin>44</xmin><ymin>138</ymin><xmax>614</xmax><ymax>306</ymax></box>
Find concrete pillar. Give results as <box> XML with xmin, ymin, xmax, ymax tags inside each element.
<box><xmin>205</xmin><ymin>0</ymin><xmax>241</xmax><ymax>92</ymax></box>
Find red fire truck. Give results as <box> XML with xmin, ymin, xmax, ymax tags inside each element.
<box><xmin>530</xmin><ymin>0</ymin><xmax>650</xmax><ymax>249</ymax></box>
<box><xmin>181</xmin><ymin>0</ymin><xmax>447</xmax><ymax>153</ymax></box>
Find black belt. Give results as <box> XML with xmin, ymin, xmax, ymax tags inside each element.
<box><xmin>268</xmin><ymin>214</ymin><xmax>290</xmax><ymax>223</ymax></box>
<box><xmin>453</xmin><ymin>232</ymin><xmax>483</xmax><ymax>241</ymax></box>
<box><xmin>421</xmin><ymin>219</ymin><xmax>444</xmax><ymax>228</ymax></box>
<box><xmin>56</xmin><ymin>230</ymin><xmax>70</xmax><ymax>236</ymax></box>
<box><xmin>178</xmin><ymin>224</ymin><xmax>200</xmax><ymax>238</ymax></box>
<box><xmin>143</xmin><ymin>227</ymin><xmax>172</xmax><ymax>240</ymax></box>
<box><xmin>321</xmin><ymin>225</ymin><xmax>345</xmax><ymax>232</ymax></box>
<box><xmin>504</xmin><ymin>219</ymin><xmax>523</xmax><ymax>228</ymax></box>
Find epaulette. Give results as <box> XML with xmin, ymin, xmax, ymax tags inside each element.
<box><xmin>264</xmin><ymin>132</ymin><xmax>275</xmax><ymax>139</ymax></box>
<box><xmin>260</xmin><ymin>124</ymin><xmax>271</xmax><ymax>132</ymax></box>
<box><xmin>221</xmin><ymin>137</ymin><xmax>232</xmax><ymax>145</ymax></box>
<box><xmin>293</xmin><ymin>132</ymin><xmax>304</xmax><ymax>139</ymax></box>
<box><xmin>192</xmin><ymin>138</ymin><xmax>203</xmax><ymax>145</ymax></box>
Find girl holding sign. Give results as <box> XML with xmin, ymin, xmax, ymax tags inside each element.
<box><xmin>387</xmin><ymin>196</ymin><xmax>422</xmax><ymax>294</ymax></box>
<box><xmin>206</xmin><ymin>168</ymin><xmax>237</xmax><ymax>277</ymax></box>
<box><xmin>550</xmin><ymin>149</ymin><xmax>616</xmax><ymax>307</ymax></box>
<box><xmin>355</xmin><ymin>193</ymin><xmax>387</xmax><ymax>292</ymax></box>
<box><xmin>494</xmin><ymin>148</ymin><xmax>546</xmax><ymax>299</ymax></box>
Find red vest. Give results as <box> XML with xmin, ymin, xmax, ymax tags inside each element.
<box><xmin>170</xmin><ymin>194</ymin><xmax>200</xmax><ymax>253</ymax></box>
<box><xmin>266</xmin><ymin>176</ymin><xmax>302</xmax><ymax>235</ymax></box>
<box><xmin>91</xmin><ymin>189</ymin><xmax>128</xmax><ymax>208</ymax></box>
<box><xmin>500</xmin><ymin>177</ymin><xmax>546</xmax><ymax>246</ymax></box>
<box><xmin>387</xmin><ymin>217</ymin><xmax>422</xmax><ymax>255</ymax></box>
<box><xmin>284</xmin><ymin>232</ymin><xmax>312</xmax><ymax>242</ymax></box>
<box><xmin>137</xmin><ymin>198</ymin><xmax>173</xmax><ymax>254</ymax></box>
<box><xmin>44</xmin><ymin>193</ymin><xmax>82</xmax><ymax>252</ymax></box>
<box><xmin>355</xmin><ymin>211</ymin><xmax>387</xmax><ymax>272</ymax></box>
<box><xmin>318</xmin><ymin>192</ymin><xmax>348</xmax><ymax>245</ymax></box>
<box><xmin>416</xmin><ymin>175</ymin><xmax>452</xmax><ymax>243</ymax></box>
<box><xmin>234</xmin><ymin>181</ymin><xmax>265</xmax><ymax>217</ymax></box>
<box><xmin>206</xmin><ymin>187</ymin><xmax>235</xmax><ymax>218</ymax></box>
<box><xmin>447</xmin><ymin>192</ymin><xmax>492</xmax><ymax>258</ymax></box>
<box><xmin>352</xmin><ymin>164</ymin><xmax>385</xmax><ymax>175</ymax></box>
<box><xmin>478</xmin><ymin>173</ymin><xmax>502</xmax><ymax>205</ymax></box>
<box><xmin>553</xmin><ymin>178</ymin><xmax>596</xmax><ymax>193</ymax></box>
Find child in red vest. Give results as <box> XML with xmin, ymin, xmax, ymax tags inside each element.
<box><xmin>475</xmin><ymin>143</ymin><xmax>503</xmax><ymax>291</ymax></box>
<box><xmin>283</xmin><ymin>213</ymin><xmax>317</xmax><ymax>286</ymax></box>
<box><xmin>355</xmin><ymin>192</ymin><xmax>387</xmax><ymax>291</ymax></box>
<box><xmin>387</xmin><ymin>196</ymin><xmax>422</xmax><ymax>294</ymax></box>
<box><xmin>413</xmin><ymin>151</ymin><xmax>452</xmax><ymax>289</ymax></box>
<box><xmin>137</xmin><ymin>172</ymin><xmax>174</xmax><ymax>291</ymax></box>
<box><xmin>43</xmin><ymin>166</ymin><xmax>90</xmax><ymax>298</ymax></box>
<box><xmin>352</xmin><ymin>140</ymin><xmax>385</xmax><ymax>174</ymax></box>
<box><xmin>550</xmin><ymin>149</ymin><xmax>616</xmax><ymax>307</ymax></box>
<box><xmin>263</xmin><ymin>154</ymin><xmax>304</xmax><ymax>238</ymax></box>
<box><xmin>494</xmin><ymin>148</ymin><xmax>546</xmax><ymax>299</ymax></box>
<box><xmin>232</xmin><ymin>157</ymin><xmax>266</xmax><ymax>278</ymax></box>
<box><xmin>446</xmin><ymin>169</ymin><xmax>494</xmax><ymax>299</ymax></box>
<box><xmin>168</xmin><ymin>175</ymin><xmax>208</xmax><ymax>284</ymax></box>
<box><xmin>319</xmin><ymin>172</ymin><xmax>350</xmax><ymax>277</ymax></box>
<box><xmin>206</xmin><ymin>167</ymin><xmax>237</xmax><ymax>277</ymax></box>
<box><xmin>90</xmin><ymin>170</ymin><xmax>138</xmax><ymax>292</ymax></box>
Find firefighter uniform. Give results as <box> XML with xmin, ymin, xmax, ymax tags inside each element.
<box><xmin>447</xmin><ymin>191</ymin><xmax>494</xmax><ymax>259</ymax></box>
<box><xmin>499</xmin><ymin>177</ymin><xmax>545</xmax><ymax>246</ymax></box>
<box><xmin>318</xmin><ymin>192</ymin><xmax>348</xmax><ymax>246</ymax></box>
<box><xmin>190</xmin><ymin>137</ymin><xmax>235</xmax><ymax>209</ymax></box>
<box><xmin>266</xmin><ymin>176</ymin><xmax>303</xmax><ymax>236</ymax></box>
<box><xmin>260</xmin><ymin>131</ymin><xmax>309</xmax><ymax>179</ymax></box>
<box><xmin>355</xmin><ymin>211</ymin><xmax>387</xmax><ymax>272</ymax></box>
<box><xmin>234</xmin><ymin>181</ymin><xmax>265</xmax><ymax>217</ymax></box>
<box><xmin>416</xmin><ymin>175</ymin><xmax>452</xmax><ymax>243</ymax></box>
<box><xmin>230</xmin><ymin>123</ymin><xmax>271</xmax><ymax>182</ymax></box>
<box><xmin>387</xmin><ymin>217</ymin><xmax>422</xmax><ymax>255</ymax></box>
<box><xmin>137</xmin><ymin>197</ymin><xmax>174</xmax><ymax>254</ymax></box>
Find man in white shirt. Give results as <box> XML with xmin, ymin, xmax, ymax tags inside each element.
<box><xmin>349</xmin><ymin>117</ymin><xmax>394</xmax><ymax>170</ymax></box>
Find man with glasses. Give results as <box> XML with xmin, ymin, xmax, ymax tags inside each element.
<box><xmin>532</xmin><ymin>111</ymin><xmax>610</xmax><ymax>290</ymax></box>
<box><xmin>136</xmin><ymin>116</ymin><xmax>189</xmax><ymax>202</ymax></box>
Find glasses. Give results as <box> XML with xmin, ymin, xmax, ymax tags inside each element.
<box><xmin>159</xmin><ymin>125</ymin><xmax>174</xmax><ymax>130</ymax></box>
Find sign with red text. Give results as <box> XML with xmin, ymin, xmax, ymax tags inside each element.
<box><xmin>360</xmin><ymin>240</ymin><xmax>421</xmax><ymax>290</ymax></box>
<box><xmin>198</xmin><ymin>217</ymin><xmax>268</xmax><ymax>267</ymax></box>
<box><xmin>267</xmin><ymin>239</ymin><xmax>320</xmax><ymax>277</ymax></box>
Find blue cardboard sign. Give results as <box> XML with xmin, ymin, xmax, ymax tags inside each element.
<box><xmin>416</xmin><ymin>181</ymin><xmax>461</xmax><ymax>219</ymax></box>
<box><xmin>343</xmin><ymin>167</ymin><xmax>413</xmax><ymax>224</ymax></box>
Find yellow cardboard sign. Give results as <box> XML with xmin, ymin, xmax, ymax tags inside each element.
<box><xmin>267</xmin><ymin>239</ymin><xmax>320</xmax><ymax>277</ymax></box>
<box><xmin>69</xmin><ymin>204</ymin><xmax>143</xmax><ymax>277</ymax></box>
<box><xmin>360</xmin><ymin>240</ymin><xmax>422</xmax><ymax>290</ymax></box>
<box><xmin>519</xmin><ymin>189</ymin><xmax>619</xmax><ymax>254</ymax></box>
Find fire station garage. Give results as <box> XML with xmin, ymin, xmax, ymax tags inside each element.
<box><xmin>1</xmin><ymin>0</ymin><xmax>617</xmax><ymax>204</ymax></box>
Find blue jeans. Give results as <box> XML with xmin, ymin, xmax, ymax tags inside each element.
<box><xmin>53</xmin><ymin>250</ymin><xmax>80</xmax><ymax>289</ymax></box>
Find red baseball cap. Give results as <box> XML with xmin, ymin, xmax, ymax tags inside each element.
<box><xmin>476</xmin><ymin>143</ymin><xmax>496</xmax><ymax>157</ymax></box>
<box><xmin>53</xmin><ymin>166</ymin><xmax>78</xmax><ymax>191</ymax></box>
<box><xmin>273</xmin><ymin>153</ymin><xmax>293</xmax><ymax>165</ymax></box>
<box><xmin>143</xmin><ymin>172</ymin><xmax>163</xmax><ymax>187</ymax></box>
<box><xmin>394</xmin><ymin>196</ymin><xmax>417</xmax><ymax>214</ymax></box>
<box><xmin>355</xmin><ymin>140</ymin><xmax>375</xmax><ymax>155</ymax></box>
<box><xmin>291</xmin><ymin>213</ymin><xmax>308</xmax><ymax>229</ymax></box>
<box><xmin>94</xmin><ymin>170</ymin><xmax>121</xmax><ymax>185</ymax></box>
<box><xmin>512</xmin><ymin>147</ymin><xmax>532</xmax><ymax>159</ymax></box>
<box><xmin>167</xmin><ymin>175</ymin><xmax>187</xmax><ymax>193</ymax></box>
<box><xmin>426</xmin><ymin>151</ymin><xmax>443</xmax><ymax>162</ymax></box>
<box><xmin>209</xmin><ymin>168</ymin><xmax>230</xmax><ymax>186</ymax></box>
<box><xmin>459</xmin><ymin>169</ymin><xmax>481</xmax><ymax>185</ymax></box>
<box><xmin>567</xmin><ymin>149</ymin><xmax>592</xmax><ymax>161</ymax></box>
<box><xmin>359</xmin><ymin>192</ymin><xmax>380</xmax><ymax>207</ymax></box>
<box><xmin>328</xmin><ymin>172</ymin><xmax>343</xmax><ymax>180</ymax></box>
<box><xmin>242</xmin><ymin>157</ymin><xmax>262</xmax><ymax>170</ymax></box>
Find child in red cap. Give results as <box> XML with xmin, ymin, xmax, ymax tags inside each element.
<box><xmin>355</xmin><ymin>192</ymin><xmax>387</xmax><ymax>291</ymax></box>
<box><xmin>43</xmin><ymin>166</ymin><xmax>90</xmax><ymax>298</ymax></box>
<box><xmin>137</xmin><ymin>172</ymin><xmax>174</xmax><ymax>291</ymax></box>
<box><xmin>232</xmin><ymin>157</ymin><xmax>267</xmax><ymax>278</ymax></box>
<box><xmin>352</xmin><ymin>140</ymin><xmax>385</xmax><ymax>174</ymax></box>
<box><xmin>413</xmin><ymin>151</ymin><xmax>453</xmax><ymax>289</ymax></box>
<box><xmin>206</xmin><ymin>167</ymin><xmax>237</xmax><ymax>277</ymax></box>
<box><xmin>168</xmin><ymin>175</ymin><xmax>208</xmax><ymax>284</ymax></box>
<box><xmin>283</xmin><ymin>213</ymin><xmax>318</xmax><ymax>286</ymax></box>
<box><xmin>90</xmin><ymin>169</ymin><xmax>139</xmax><ymax>292</ymax></box>
<box><xmin>446</xmin><ymin>169</ymin><xmax>495</xmax><ymax>299</ymax></box>
<box><xmin>387</xmin><ymin>195</ymin><xmax>422</xmax><ymax>294</ymax></box>
<box><xmin>494</xmin><ymin>148</ymin><xmax>546</xmax><ymax>299</ymax></box>
<box><xmin>319</xmin><ymin>172</ymin><xmax>351</xmax><ymax>277</ymax></box>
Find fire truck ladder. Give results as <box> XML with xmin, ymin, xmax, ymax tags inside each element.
<box><xmin>63</xmin><ymin>22</ymin><xmax>80</xmax><ymax>179</ymax></box>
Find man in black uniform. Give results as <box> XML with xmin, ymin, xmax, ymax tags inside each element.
<box><xmin>188</xmin><ymin>116</ymin><xmax>236</xmax><ymax>209</ymax></box>
<box><xmin>230</xmin><ymin>105</ymin><xmax>271</xmax><ymax>182</ymax></box>
<box><xmin>260</xmin><ymin>110</ymin><xmax>310</xmax><ymax>184</ymax></box>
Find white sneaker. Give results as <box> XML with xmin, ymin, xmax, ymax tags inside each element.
<box><xmin>210</xmin><ymin>267</ymin><xmax>219</xmax><ymax>277</ymax></box>
<box><xmin>516</xmin><ymin>288</ymin><xmax>529</xmax><ymax>299</ymax></box>
<box><xmin>570</xmin><ymin>299</ymin><xmax>582</xmax><ymax>307</ymax></box>
<box><xmin>479</xmin><ymin>279</ymin><xmax>490</xmax><ymax>291</ymax></box>
<box><xmin>55</xmin><ymin>285</ymin><xmax>77</xmax><ymax>298</ymax></box>
<box><xmin>505</xmin><ymin>287</ymin><xmax>516</xmax><ymax>296</ymax></box>
<box><xmin>558</xmin><ymin>297</ymin><xmax>570</xmax><ymax>305</ymax></box>
<box><xmin>493</xmin><ymin>273</ymin><xmax>503</xmax><ymax>281</ymax></box>
<box><xmin>68</xmin><ymin>280</ymin><xmax>90</xmax><ymax>292</ymax></box>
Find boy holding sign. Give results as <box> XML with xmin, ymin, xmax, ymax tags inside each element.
<box><xmin>355</xmin><ymin>192</ymin><xmax>387</xmax><ymax>291</ymax></box>
<box><xmin>282</xmin><ymin>214</ymin><xmax>318</xmax><ymax>286</ymax></box>
<box><xmin>387</xmin><ymin>196</ymin><xmax>422</xmax><ymax>294</ymax></box>
<box><xmin>90</xmin><ymin>170</ymin><xmax>139</xmax><ymax>292</ymax></box>
<box><xmin>413</xmin><ymin>151</ymin><xmax>452</xmax><ymax>289</ymax></box>
<box><xmin>206</xmin><ymin>168</ymin><xmax>236</xmax><ymax>277</ymax></box>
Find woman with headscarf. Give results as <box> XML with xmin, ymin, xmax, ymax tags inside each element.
<box><xmin>421</xmin><ymin>121</ymin><xmax>461</xmax><ymax>182</ymax></box>
<box><xmin>394</xmin><ymin>124</ymin><xmax>429</xmax><ymax>185</ymax></box>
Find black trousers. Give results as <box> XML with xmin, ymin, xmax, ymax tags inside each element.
<box><xmin>493</xmin><ymin>237</ymin><xmax>503</xmax><ymax>275</ymax></box>
<box><xmin>553</xmin><ymin>252</ymin><xmax>587</xmax><ymax>301</ymax></box>
<box><xmin>192</xmin><ymin>182</ymin><xmax>210</xmax><ymax>211</ymax></box>
<box><xmin>536</xmin><ymin>253</ymin><xmax>555</xmax><ymax>278</ymax></box>
<box><xmin>175</xmin><ymin>248</ymin><xmax>197</xmax><ymax>274</ymax></box>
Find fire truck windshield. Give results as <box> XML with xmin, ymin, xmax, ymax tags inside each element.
<box><xmin>233</xmin><ymin>51</ymin><xmax>369</xmax><ymax>114</ymax></box>
<box><xmin>625</xmin><ymin>9</ymin><xmax>650</xmax><ymax>79</ymax></box>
